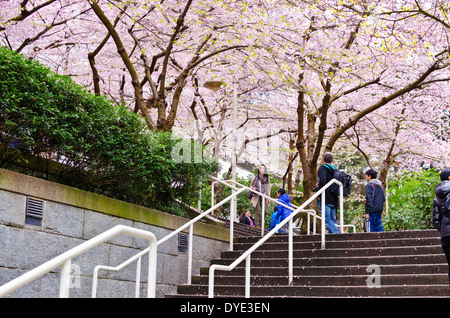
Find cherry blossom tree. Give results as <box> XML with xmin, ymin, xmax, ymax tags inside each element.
<box><xmin>227</xmin><ymin>0</ymin><xmax>450</xmax><ymax>201</ymax></box>
<box><xmin>1</xmin><ymin>0</ymin><xmax>449</xmax><ymax>213</ymax></box>
<box><xmin>1</xmin><ymin>0</ymin><xmax>253</xmax><ymax>131</ymax></box>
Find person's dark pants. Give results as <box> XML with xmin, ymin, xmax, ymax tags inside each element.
<box><xmin>368</xmin><ymin>213</ymin><xmax>384</xmax><ymax>232</ymax></box>
<box><xmin>442</xmin><ymin>236</ymin><xmax>450</xmax><ymax>287</ymax></box>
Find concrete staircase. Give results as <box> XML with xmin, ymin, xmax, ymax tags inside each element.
<box><xmin>168</xmin><ymin>229</ymin><xmax>450</xmax><ymax>298</ymax></box>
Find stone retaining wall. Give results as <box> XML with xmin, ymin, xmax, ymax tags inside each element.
<box><xmin>0</xmin><ymin>169</ymin><xmax>229</xmax><ymax>298</ymax></box>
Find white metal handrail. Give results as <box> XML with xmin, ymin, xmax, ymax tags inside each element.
<box><xmin>208</xmin><ymin>178</ymin><xmax>344</xmax><ymax>298</ymax></box>
<box><xmin>92</xmin><ymin>245</ymin><xmax>151</xmax><ymax>298</ymax></box>
<box><xmin>0</xmin><ymin>225</ymin><xmax>157</xmax><ymax>298</ymax></box>
<box><xmin>91</xmin><ymin>177</ymin><xmax>325</xmax><ymax>297</ymax></box>
<box><xmin>211</xmin><ymin>178</ymin><xmax>356</xmax><ymax>236</ymax></box>
<box><xmin>212</xmin><ymin>179</ymin><xmax>321</xmax><ymax>235</ymax></box>
<box><xmin>211</xmin><ymin>176</ymin><xmax>341</xmax><ymax>248</ymax></box>
<box><xmin>91</xmin><ymin>186</ymin><xmax>249</xmax><ymax>297</ymax></box>
<box><xmin>214</xmin><ymin>178</ymin><xmax>355</xmax><ymax>234</ymax></box>
<box><xmin>90</xmin><ymin>176</ymin><xmax>341</xmax><ymax>298</ymax></box>
<box><xmin>1</xmin><ymin>177</ymin><xmax>352</xmax><ymax>299</ymax></box>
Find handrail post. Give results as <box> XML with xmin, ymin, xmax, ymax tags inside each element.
<box><xmin>208</xmin><ymin>266</ymin><xmax>215</xmax><ymax>298</ymax></box>
<box><xmin>261</xmin><ymin>197</ymin><xmax>265</xmax><ymax>237</ymax></box>
<box><xmin>59</xmin><ymin>259</ymin><xmax>71</xmax><ymax>298</ymax></box>
<box><xmin>313</xmin><ymin>211</ymin><xmax>317</xmax><ymax>234</ymax></box>
<box><xmin>135</xmin><ymin>256</ymin><xmax>142</xmax><ymax>298</ymax></box>
<box><xmin>245</xmin><ymin>255</ymin><xmax>251</xmax><ymax>298</ymax></box>
<box><xmin>339</xmin><ymin>183</ymin><xmax>344</xmax><ymax>233</ymax></box>
<box><xmin>147</xmin><ymin>236</ymin><xmax>157</xmax><ymax>298</ymax></box>
<box><xmin>288</xmin><ymin>218</ymin><xmax>293</xmax><ymax>285</ymax></box>
<box><xmin>307</xmin><ymin>213</ymin><xmax>310</xmax><ymax>235</ymax></box>
<box><xmin>211</xmin><ymin>181</ymin><xmax>217</xmax><ymax>208</ymax></box>
<box><xmin>230</xmin><ymin>198</ymin><xmax>234</xmax><ymax>251</ymax></box>
<box><xmin>187</xmin><ymin>224</ymin><xmax>193</xmax><ymax>284</ymax></box>
<box><xmin>321</xmin><ymin>192</ymin><xmax>326</xmax><ymax>250</ymax></box>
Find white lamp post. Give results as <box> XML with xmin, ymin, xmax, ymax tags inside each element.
<box><xmin>204</xmin><ymin>78</ymin><xmax>238</xmax><ymax>249</ymax></box>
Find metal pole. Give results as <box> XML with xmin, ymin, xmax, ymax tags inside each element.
<box><xmin>231</xmin><ymin>76</ymin><xmax>238</xmax><ymax>247</ymax></box>
<box><xmin>188</xmin><ymin>224</ymin><xmax>193</xmax><ymax>284</ymax></box>
<box><xmin>321</xmin><ymin>192</ymin><xmax>326</xmax><ymax>250</ymax></box>
<box><xmin>339</xmin><ymin>183</ymin><xmax>344</xmax><ymax>233</ymax></box>
<box><xmin>135</xmin><ymin>256</ymin><xmax>141</xmax><ymax>298</ymax></box>
<box><xmin>288</xmin><ymin>218</ymin><xmax>293</xmax><ymax>285</ymax></box>
<box><xmin>261</xmin><ymin>197</ymin><xmax>265</xmax><ymax>236</ymax></box>
<box><xmin>211</xmin><ymin>181</ymin><xmax>217</xmax><ymax>208</ymax></box>
<box><xmin>147</xmin><ymin>237</ymin><xmax>157</xmax><ymax>298</ymax></box>
<box><xmin>245</xmin><ymin>255</ymin><xmax>251</xmax><ymax>298</ymax></box>
<box><xmin>198</xmin><ymin>181</ymin><xmax>202</xmax><ymax>211</ymax></box>
<box><xmin>307</xmin><ymin>213</ymin><xmax>310</xmax><ymax>235</ymax></box>
<box><xmin>59</xmin><ymin>259</ymin><xmax>71</xmax><ymax>298</ymax></box>
<box><xmin>230</xmin><ymin>200</ymin><xmax>234</xmax><ymax>251</ymax></box>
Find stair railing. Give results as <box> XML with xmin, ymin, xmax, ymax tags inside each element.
<box><xmin>78</xmin><ymin>176</ymin><xmax>340</xmax><ymax>298</ymax></box>
<box><xmin>0</xmin><ymin>176</ymin><xmax>347</xmax><ymax>298</ymax></box>
<box><xmin>211</xmin><ymin>176</ymin><xmax>341</xmax><ymax>248</ymax></box>
<box><xmin>91</xmin><ymin>185</ymin><xmax>249</xmax><ymax>297</ymax></box>
<box><xmin>211</xmin><ymin>178</ymin><xmax>319</xmax><ymax>235</ymax></box>
<box><xmin>211</xmin><ymin>178</ymin><xmax>355</xmax><ymax>234</ymax></box>
<box><xmin>0</xmin><ymin>186</ymin><xmax>250</xmax><ymax>298</ymax></box>
<box><xmin>208</xmin><ymin>177</ymin><xmax>344</xmax><ymax>298</ymax></box>
<box><xmin>91</xmin><ymin>177</ymin><xmax>318</xmax><ymax>297</ymax></box>
<box><xmin>0</xmin><ymin>225</ymin><xmax>158</xmax><ymax>298</ymax></box>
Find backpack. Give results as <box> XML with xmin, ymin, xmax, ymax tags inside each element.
<box><xmin>444</xmin><ymin>193</ymin><xmax>450</xmax><ymax>218</ymax></box>
<box><xmin>325</xmin><ymin>165</ymin><xmax>352</xmax><ymax>197</ymax></box>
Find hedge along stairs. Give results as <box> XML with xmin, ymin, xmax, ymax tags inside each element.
<box><xmin>167</xmin><ymin>229</ymin><xmax>450</xmax><ymax>298</ymax></box>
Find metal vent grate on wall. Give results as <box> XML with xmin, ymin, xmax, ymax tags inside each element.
<box><xmin>25</xmin><ymin>197</ymin><xmax>44</xmax><ymax>226</ymax></box>
<box><xmin>178</xmin><ymin>233</ymin><xmax>188</xmax><ymax>253</ymax></box>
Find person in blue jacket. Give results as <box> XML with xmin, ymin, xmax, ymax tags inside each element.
<box><xmin>276</xmin><ymin>188</ymin><xmax>293</xmax><ymax>234</ymax></box>
<box><xmin>268</xmin><ymin>206</ymin><xmax>281</xmax><ymax>233</ymax></box>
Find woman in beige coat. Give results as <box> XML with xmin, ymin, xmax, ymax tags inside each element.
<box><xmin>250</xmin><ymin>164</ymin><xmax>271</xmax><ymax>228</ymax></box>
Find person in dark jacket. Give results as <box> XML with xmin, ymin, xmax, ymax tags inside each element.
<box><xmin>365</xmin><ymin>169</ymin><xmax>385</xmax><ymax>232</ymax></box>
<box><xmin>315</xmin><ymin>152</ymin><xmax>340</xmax><ymax>234</ymax></box>
<box><xmin>239</xmin><ymin>209</ymin><xmax>255</xmax><ymax>227</ymax></box>
<box><xmin>276</xmin><ymin>188</ymin><xmax>293</xmax><ymax>234</ymax></box>
<box><xmin>432</xmin><ymin>168</ymin><xmax>450</xmax><ymax>286</ymax></box>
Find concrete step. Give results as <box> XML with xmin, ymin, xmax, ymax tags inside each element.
<box><xmin>235</xmin><ymin>229</ymin><xmax>440</xmax><ymax>244</ymax></box>
<box><xmin>192</xmin><ymin>273</ymin><xmax>448</xmax><ymax>286</ymax></box>
<box><xmin>200</xmin><ymin>263</ymin><xmax>449</xmax><ymax>277</ymax></box>
<box><xmin>222</xmin><ymin>245</ymin><xmax>443</xmax><ymax>259</ymax></box>
<box><xmin>233</xmin><ymin>237</ymin><xmax>441</xmax><ymax>251</ymax></box>
<box><xmin>210</xmin><ymin>254</ymin><xmax>447</xmax><ymax>267</ymax></box>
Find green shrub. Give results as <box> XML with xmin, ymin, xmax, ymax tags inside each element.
<box><xmin>0</xmin><ymin>46</ymin><xmax>218</xmax><ymax>214</ymax></box>
<box><xmin>384</xmin><ymin>168</ymin><xmax>440</xmax><ymax>231</ymax></box>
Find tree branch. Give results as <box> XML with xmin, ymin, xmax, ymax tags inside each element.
<box><xmin>325</xmin><ymin>59</ymin><xmax>445</xmax><ymax>151</ymax></box>
<box><xmin>89</xmin><ymin>0</ymin><xmax>155</xmax><ymax>130</ymax></box>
